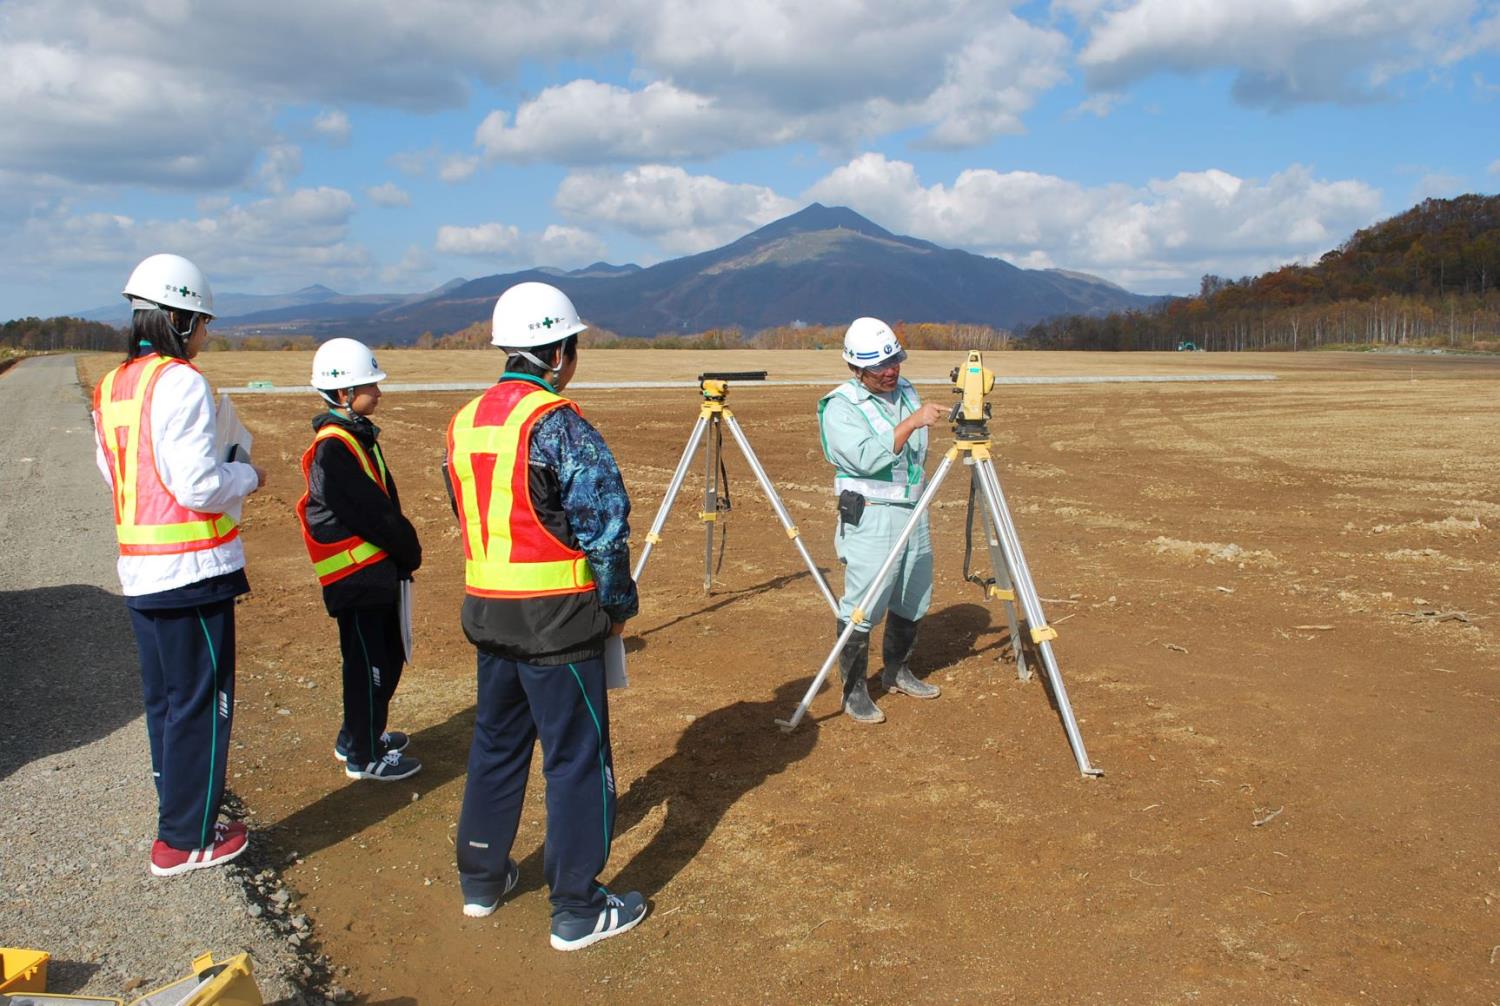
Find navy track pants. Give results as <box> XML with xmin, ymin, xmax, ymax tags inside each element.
<box><xmin>128</xmin><ymin>600</ymin><xmax>235</xmax><ymax>851</ymax></box>
<box><xmin>334</xmin><ymin>604</ymin><xmax>405</xmax><ymax>766</ymax></box>
<box><xmin>456</xmin><ymin>650</ymin><xmax>615</xmax><ymax>917</ymax></box>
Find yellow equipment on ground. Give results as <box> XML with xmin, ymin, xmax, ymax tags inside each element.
<box><xmin>0</xmin><ymin>950</ymin><xmax>261</xmax><ymax>1006</ymax></box>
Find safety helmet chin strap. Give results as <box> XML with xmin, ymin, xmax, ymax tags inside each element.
<box><xmin>318</xmin><ymin>388</ymin><xmax>364</xmax><ymax>419</ymax></box>
<box><xmin>509</xmin><ymin>348</ymin><xmax>563</xmax><ymax>379</ymax></box>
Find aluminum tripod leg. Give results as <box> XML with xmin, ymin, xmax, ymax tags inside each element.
<box><xmin>967</xmin><ymin>460</ymin><xmax>1029</xmax><ymax>681</ymax></box>
<box><xmin>722</xmin><ymin>414</ymin><xmax>838</xmax><ymax>614</ymax></box>
<box><xmin>633</xmin><ymin>414</ymin><xmax>709</xmax><ymax>582</ymax></box>
<box><xmin>971</xmin><ymin>456</ymin><xmax>1102</xmax><ymax>777</ymax></box>
<box><xmin>775</xmin><ymin>453</ymin><xmax>958</xmax><ymax>731</ymax></box>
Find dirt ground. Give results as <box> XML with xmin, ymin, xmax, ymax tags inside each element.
<box><xmin>79</xmin><ymin>350</ymin><xmax>1499</xmax><ymax>1003</ymax></box>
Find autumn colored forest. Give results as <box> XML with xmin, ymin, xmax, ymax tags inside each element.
<box><xmin>1023</xmin><ymin>193</ymin><xmax>1500</xmax><ymax>352</ymax></box>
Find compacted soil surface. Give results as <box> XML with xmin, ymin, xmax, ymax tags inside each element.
<box><xmin>78</xmin><ymin>350</ymin><xmax>1500</xmax><ymax>1003</ymax></box>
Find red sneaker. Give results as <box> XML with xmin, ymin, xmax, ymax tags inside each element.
<box><xmin>150</xmin><ymin>821</ymin><xmax>249</xmax><ymax>877</ymax></box>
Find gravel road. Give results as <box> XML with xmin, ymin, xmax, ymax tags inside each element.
<box><xmin>0</xmin><ymin>355</ymin><xmax>304</xmax><ymax>1003</ymax></box>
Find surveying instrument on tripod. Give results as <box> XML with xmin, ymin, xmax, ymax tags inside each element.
<box><xmin>775</xmin><ymin>351</ymin><xmax>1103</xmax><ymax>778</ymax></box>
<box><xmin>632</xmin><ymin>371</ymin><xmax>839</xmax><ymax>612</ymax></box>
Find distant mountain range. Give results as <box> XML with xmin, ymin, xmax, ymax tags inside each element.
<box><xmin>75</xmin><ymin>278</ymin><xmax>471</xmax><ymax>327</ymax></box>
<box><xmin>75</xmin><ymin>204</ymin><xmax>1159</xmax><ymax>340</ymax></box>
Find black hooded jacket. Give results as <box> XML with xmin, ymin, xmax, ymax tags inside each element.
<box><xmin>302</xmin><ymin>411</ymin><xmax>421</xmax><ymax>615</ymax></box>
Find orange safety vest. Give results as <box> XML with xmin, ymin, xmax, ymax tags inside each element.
<box><xmin>93</xmin><ymin>354</ymin><xmax>239</xmax><ymax>556</ymax></box>
<box><xmin>296</xmin><ymin>424</ymin><xmax>392</xmax><ymax>586</ymax></box>
<box><xmin>446</xmin><ymin>380</ymin><xmax>596</xmax><ymax>599</ymax></box>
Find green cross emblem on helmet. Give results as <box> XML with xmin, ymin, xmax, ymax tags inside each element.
<box><xmin>541</xmin><ymin>316</ymin><xmax>558</xmax><ymax>328</ymax></box>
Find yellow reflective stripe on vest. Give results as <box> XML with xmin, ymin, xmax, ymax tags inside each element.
<box><xmin>314</xmin><ymin>424</ymin><xmax>389</xmax><ymax>489</ymax></box>
<box><xmin>464</xmin><ymin>554</ymin><xmax>594</xmax><ymax>594</ymax></box>
<box><xmin>116</xmin><ymin>512</ymin><xmax>237</xmax><ymax>546</ymax></box>
<box><xmin>313</xmin><ymin>540</ymin><xmax>385</xmax><ymax>578</ymax></box>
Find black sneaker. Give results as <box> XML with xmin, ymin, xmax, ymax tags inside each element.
<box><xmin>550</xmin><ymin>890</ymin><xmax>647</xmax><ymax>951</ymax></box>
<box><xmin>334</xmin><ymin>730</ymin><xmax>409</xmax><ymax>763</ymax></box>
<box><xmin>462</xmin><ymin>859</ymin><xmax>520</xmax><ymax>918</ymax></box>
<box><xmin>345</xmin><ymin>749</ymin><xmax>422</xmax><ymax>781</ymax></box>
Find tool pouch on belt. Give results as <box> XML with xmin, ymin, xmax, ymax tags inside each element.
<box><xmin>837</xmin><ymin>490</ymin><xmax>866</xmax><ymax>538</ymax></box>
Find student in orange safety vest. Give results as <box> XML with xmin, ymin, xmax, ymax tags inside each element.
<box><xmin>445</xmin><ymin>281</ymin><xmax>646</xmax><ymax>952</ymax></box>
<box><xmin>297</xmin><ymin>338</ymin><xmax>422</xmax><ymax>782</ymax></box>
<box><xmin>91</xmin><ymin>253</ymin><xmax>267</xmax><ymax>877</ymax></box>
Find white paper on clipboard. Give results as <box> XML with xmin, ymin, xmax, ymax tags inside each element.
<box><xmin>214</xmin><ymin>392</ymin><xmax>253</xmax><ymax>463</ymax></box>
<box><xmin>399</xmin><ymin>579</ymin><xmax>414</xmax><ymax>664</ymax></box>
<box><xmin>213</xmin><ymin>393</ymin><xmax>254</xmax><ymax>521</ymax></box>
<box><xmin>605</xmin><ymin>634</ymin><xmax>628</xmax><ymax>689</ymax></box>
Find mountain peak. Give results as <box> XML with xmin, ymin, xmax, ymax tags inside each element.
<box><xmin>746</xmin><ymin>204</ymin><xmax>897</xmax><ymax>243</ymax></box>
<box><xmin>293</xmin><ymin>283</ymin><xmax>339</xmax><ymax>299</ymax></box>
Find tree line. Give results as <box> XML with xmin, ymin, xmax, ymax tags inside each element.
<box><xmin>1025</xmin><ymin>193</ymin><xmax>1500</xmax><ymax>352</ymax></box>
<box><xmin>418</xmin><ymin>319</ymin><xmax>1017</xmax><ymax>352</ymax></box>
<box><xmin>1</xmin><ymin>316</ymin><xmax>123</xmax><ymax>352</ymax></box>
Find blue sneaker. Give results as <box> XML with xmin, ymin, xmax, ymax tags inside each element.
<box><xmin>550</xmin><ymin>891</ymin><xmax>647</xmax><ymax>951</ymax></box>
<box><xmin>462</xmin><ymin>859</ymin><xmax>520</xmax><ymax>918</ymax></box>
<box><xmin>345</xmin><ymin>749</ymin><xmax>421</xmax><ymax>782</ymax></box>
<box><xmin>334</xmin><ymin>730</ymin><xmax>409</xmax><ymax>763</ymax></box>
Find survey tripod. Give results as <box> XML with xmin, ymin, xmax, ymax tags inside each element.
<box><xmin>774</xmin><ymin>351</ymin><xmax>1103</xmax><ymax>778</ymax></box>
<box><xmin>632</xmin><ymin>372</ymin><xmax>839</xmax><ymax>613</ymax></box>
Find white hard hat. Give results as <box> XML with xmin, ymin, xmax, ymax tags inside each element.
<box><xmin>122</xmin><ymin>253</ymin><xmax>215</xmax><ymax>317</ymax></box>
<box><xmin>491</xmin><ymin>282</ymin><xmax>587</xmax><ymax>348</ymax></box>
<box><xmin>311</xmin><ymin>338</ymin><xmax>387</xmax><ymax>391</ymax></box>
<box><xmin>842</xmin><ymin>316</ymin><xmax>905</xmax><ymax>368</ymax></box>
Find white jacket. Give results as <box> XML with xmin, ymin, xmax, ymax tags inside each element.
<box><xmin>93</xmin><ymin>360</ymin><xmax>260</xmax><ymax>597</ymax></box>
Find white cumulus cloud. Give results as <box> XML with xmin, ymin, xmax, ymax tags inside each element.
<box><xmin>475</xmin><ymin>4</ymin><xmax>1070</xmax><ymax>162</ymax></box>
<box><xmin>554</xmin><ymin>165</ymin><xmax>798</xmax><ymax>253</ymax></box>
<box><xmin>366</xmin><ymin>182</ymin><xmax>411</xmax><ymax>208</ymax></box>
<box><xmin>1077</xmin><ymin>0</ymin><xmax>1483</xmax><ymax>107</ymax></box>
<box><xmin>438</xmin><ymin>154</ymin><xmax>481</xmax><ymax>183</ymax></box>
<box><xmin>256</xmin><ymin>143</ymin><xmax>303</xmax><ymax>195</ymax></box>
<box><xmin>435</xmin><ymin>221</ymin><xmax>605</xmax><ymax>266</ymax></box>
<box><xmin>312</xmin><ymin>109</ymin><xmax>352</xmax><ymax>146</ymax></box>
<box><xmin>3</xmin><ymin>186</ymin><xmax>373</xmax><ymax>305</ymax></box>
<box><xmin>477</xmin><ymin>81</ymin><xmax>768</xmax><ymax>164</ymax></box>
<box><xmin>805</xmin><ymin>153</ymin><xmax>1383</xmax><ymax>291</ymax></box>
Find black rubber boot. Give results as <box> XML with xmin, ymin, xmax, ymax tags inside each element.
<box><xmin>880</xmin><ymin>613</ymin><xmax>940</xmax><ymax>699</ymax></box>
<box><xmin>835</xmin><ymin>620</ymin><xmax>885</xmax><ymax>724</ymax></box>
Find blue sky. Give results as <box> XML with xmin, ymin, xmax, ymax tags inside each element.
<box><xmin>2</xmin><ymin>0</ymin><xmax>1497</xmax><ymax>319</ymax></box>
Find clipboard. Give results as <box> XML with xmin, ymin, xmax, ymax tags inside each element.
<box><xmin>605</xmin><ymin>634</ymin><xmax>628</xmax><ymax>689</ymax></box>
<box><xmin>213</xmin><ymin>393</ymin><xmax>253</xmax><ymax>521</ymax></box>
<box><xmin>399</xmin><ymin>579</ymin><xmax>414</xmax><ymax>664</ymax></box>
<box><xmin>214</xmin><ymin>392</ymin><xmax>253</xmax><ymax>464</ymax></box>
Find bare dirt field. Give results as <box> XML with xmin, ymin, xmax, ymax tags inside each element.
<box><xmin>78</xmin><ymin>350</ymin><xmax>1500</xmax><ymax>1003</ymax></box>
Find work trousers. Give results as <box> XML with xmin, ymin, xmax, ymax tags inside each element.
<box><xmin>334</xmin><ymin>604</ymin><xmax>405</xmax><ymax>766</ymax></box>
<box><xmin>128</xmin><ymin>600</ymin><xmax>236</xmax><ymax>851</ymax></box>
<box><xmin>835</xmin><ymin>501</ymin><xmax>934</xmax><ymax>632</ymax></box>
<box><xmin>456</xmin><ymin>650</ymin><xmax>615</xmax><ymax>918</ymax></box>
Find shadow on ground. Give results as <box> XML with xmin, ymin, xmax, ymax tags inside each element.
<box><xmin>262</xmin><ymin>706</ymin><xmax>475</xmax><ymax>859</ymax></box>
<box><xmin>0</xmin><ymin>585</ymin><xmax>141</xmax><ymax>780</ymax></box>
<box><xmin>594</xmin><ymin>679</ymin><xmax>821</xmax><ymax>899</ymax></box>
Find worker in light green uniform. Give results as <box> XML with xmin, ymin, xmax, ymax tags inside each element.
<box><xmin>818</xmin><ymin>317</ymin><xmax>948</xmax><ymax>724</ymax></box>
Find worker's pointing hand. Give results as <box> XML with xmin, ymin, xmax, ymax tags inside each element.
<box><xmin>913</xmin><ymin>402</ymin><xmax>948</xmax><ymax>428</ymax></box>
